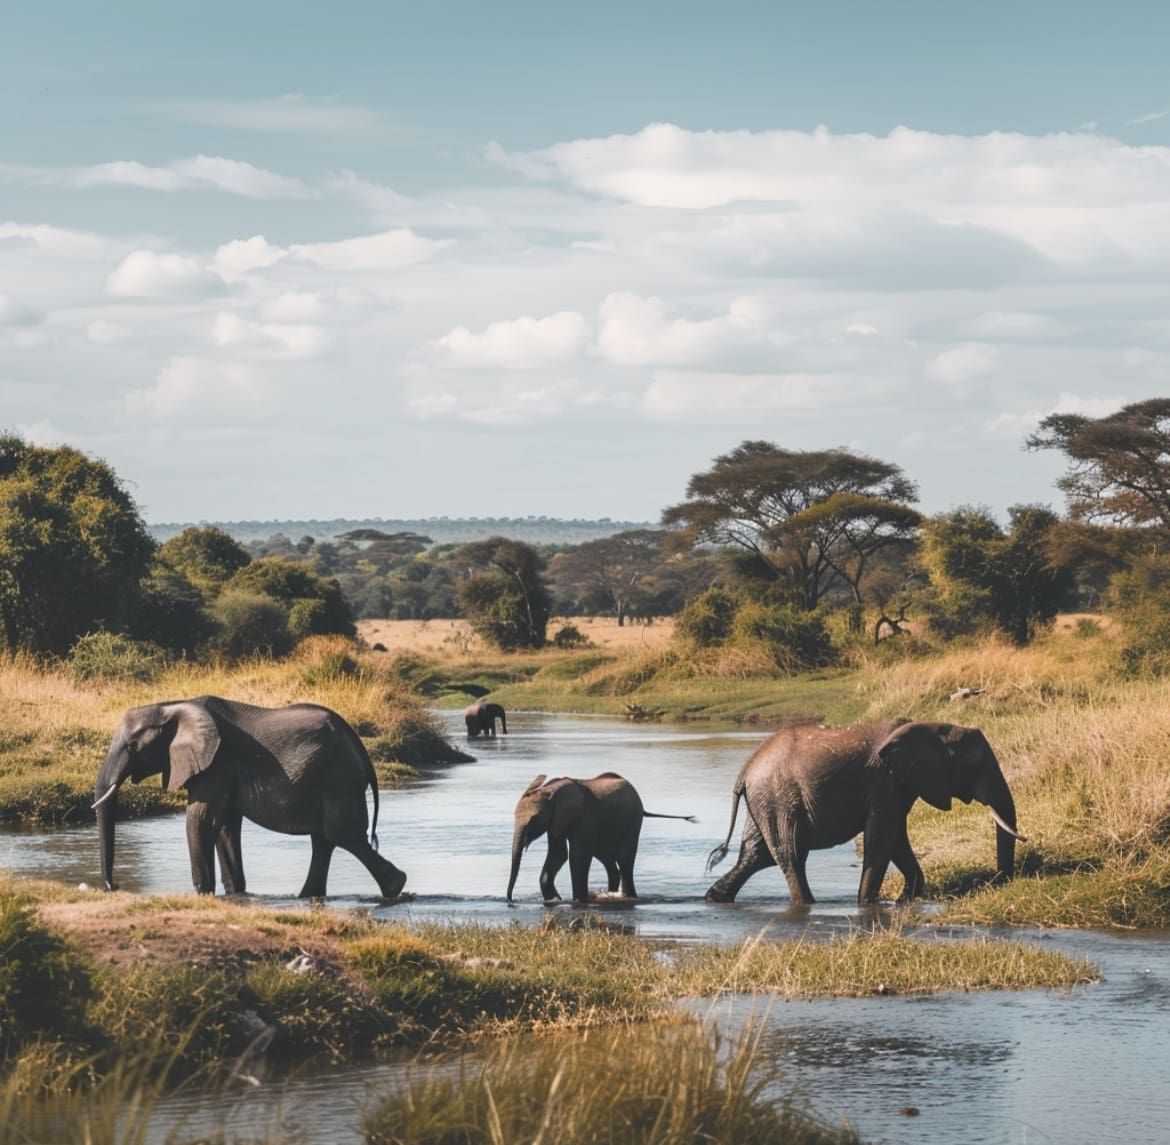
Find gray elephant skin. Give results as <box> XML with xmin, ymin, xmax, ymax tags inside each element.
<box><xmin>507</xmin><ymin>772</ymin><xmax>695</xmax><ymax>904</ymax></box>
<box><xmin>705</xmin><ymin>720</ymin><xmax>1024</xmax><ymax>906</ymax></box>
<box><xmin>93</xmin><ymin>695</ymin><xmax>407</xmax><ymax>899</ymax></box>
<box><xmin>465</xmin><ymin>700</ymin><xmax>507</xmax><ymax>738</ymax></box>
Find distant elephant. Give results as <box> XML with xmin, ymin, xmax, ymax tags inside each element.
<box><xmin>507</xmin><ymin>772</ymin><xmax>695</xmax><ymax>904</ymax></box>
<box><xmin>93</xmin><ymin>696</ymin><xmax>407</xmax><ymax>900</ymax></box>
<box><xmin>465</xmin><ymin>701</ymin><xmax>507</xmax><ymax>738</ymax></box>
<box><xmin>705</xmin><ymin>720</ymin><xmax>1024</xmax><ymax>906</ymax></box>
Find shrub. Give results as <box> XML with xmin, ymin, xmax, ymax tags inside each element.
<box><xmin>674</xmin><ymin>587</ymin><xmax>740</xmax><ymax>648</ymax></box>
<box><xmin>209</xmin><ymin>590</ymin><xmax>292</xmax><ymax>659</ymax></box>
<box><xmin>730</xmin><ymin>602</ymin><xmax>836</xmax><ymax>672</ymax></box>
<box><xmin>551</xmin><ymin>623</ymin><xmax>591</xmax><ymax>649</ymax></box>
<box><xmin>1111</xmin><ymin>554</ymin><xmax>1170</xmax><ymax>676</ymax></box>
<box><xmin>68</xmin><ymin>631</ymin><xmax>170</xmax><ymax>683</ymax></box>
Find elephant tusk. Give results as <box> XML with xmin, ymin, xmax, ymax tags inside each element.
<box><xmin>988</xmin><ymin>807</ymin><xmax>1027</xmax><ymax>842</ymax></box>
<box><xmin>91</xmin><ymin>786</ymin><xmax>118</xmax><ymax>810</ymax></box>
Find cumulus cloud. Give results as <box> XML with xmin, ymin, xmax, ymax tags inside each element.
<box><xmin>106</xmin><ymin>250</ymin><xmax>224</xmax><ymax>298</ymax></box>
<box><xmin>925</xmin><ymin>343</ymin><xmax>999</xmax><ymax>393</ymax></box>
<box><xmin>986</xmin><ymin>392</ymin><xmax>1127</xmax><ymax>439</ymax></box>
<box><xmin>407</xmin><ymin>377</ymin><xmax>626</xmax><ymax>425</ymax></box>
<box><xmin>0</xmin><ymin>221</ymin><xmax>118</xmax><ymax>258</ymax></box>
<box><xmin>289</xmin><ymin>228</ymin><xmax>443</xmax><ymax>270</ymax></box>
<box><xmin>596</xmin><ymin>292</ymin><xmax>775</xmax><ymax>367</ymax></box>
<box><xmin>213</xmin><ymin>235</ymin><xmax>287</xmax><ymax>280</ymax></box>
<box><xmin>125</xmin><ymin>356</ymin><xmax>266</xmax><ymax>424</ymax></box>
<box><xmin>69</xmin><ymin>156</ymin><xmax>313</xmax><ymax>198</ymax></box>
<box><xmin>428</xmin><ymin>311</ymin><xmax>587</xmax><ymax>369</ymax></box>
<box><xmin>210</xmin><ymin>311</ymin><xmax>330</xmax><ymax>359</ymax></box>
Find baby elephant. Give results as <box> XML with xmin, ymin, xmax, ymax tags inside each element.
<box><xmin>506</xmin><ymin>772</ymin><xmax>695</xmax><ymax>904</ymax></box>
<box><xmin>465</xmin><ymin>700</ymin><xmax>507</xmax><ymax>738</ymax></box>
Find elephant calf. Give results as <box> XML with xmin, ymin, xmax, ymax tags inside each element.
<box><xmin>705</xmin><ymin>719</ymin><xmax>1025</xmax><ymax>906</ymax></box>
<box><xmin>465</xmin><ymin>700</ymin><xmax>507</xmax><ymax>737</ymax></box>
<box><xmin>507</xmin><ymin>772</ymin><xmax>695</xmax><ymax>904</ymax></box>
<box><xmin>94</xmin><ymin>696</ymin><xmax>407</xmax><ymax>900</ymax></box>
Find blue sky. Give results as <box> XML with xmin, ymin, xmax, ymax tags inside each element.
<box><xmin>4</xmin><ymin>1</ymin><xmax>1170</xmax><ymax>523</ymax></box>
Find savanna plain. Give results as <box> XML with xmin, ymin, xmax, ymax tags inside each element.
<box><xmin>3</xmin><ymin>613</ymin><xmax>1166</xmax><ymax>1143</ymax></box>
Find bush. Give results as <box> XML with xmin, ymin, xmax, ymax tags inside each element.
<box><xmin>730</xmin><ymin>602</ymin><xmax>836</xmax><ymax>672</ymax></box>
<box><xmin>209</xmin><ymin>590</ymin><xmax>291</xmax><ymax>659</ymax></box>
<box><xmin>674</xmin><ymin>587</ymin><xmax>740</xmax><ymax>648</ymax></box>
<box><xmin>551</xmin><ymin>623</ymin><xmax>591</xmax><ymax>649</ymax></box>
<box><xmin>68</xmin><ymin>631</ymin><xmax>170</xmax><ymax>683</ymax></box>
<box><xmin>1111</xmin><ymin>555</ymin><xmax>1170</xmax><ymax>676</ymax></box>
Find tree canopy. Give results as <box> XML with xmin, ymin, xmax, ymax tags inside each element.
<box><xmin>456</xmin><ymin>537</ymin><xmax>553</xmax><ymax>650</ymax></box>
<box><xmin>551</xmin><ymin>529</ymin><xmax>668</xmax><ymax>624</ymax></box>
<box><xmin>661</xmin><ymin>440</ymin><xmax>921</xmax><ymax>609</ymax></box>
<box><xmin>1026</xmin><ymin>399</ymin><xmax>1170</xmax><ymax>530</ymax></box>
<box><xmin>156</xmin><ymin>526</ymin><xmax>251</xmax><ymax>598</ymax></box>
<box><xmin>0</xmin><ymin>435</ymin><xmax>154</xmax><ymax>654</ymax></box>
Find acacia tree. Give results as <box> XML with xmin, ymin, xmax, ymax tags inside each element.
<box><xmin>0</xmin><ymin>435</ymin><xmax>154</xmax><ymax>654</ymax></box>
<box><xmin>919</xmin><ymin>504</ymin><xmax>1073</xmax><ymax>645</ymax></box>
<box><xmin>552</xmin><ymin>529</ymin><xmax>667</xmax><ymax>624</ymax></box>
<box><xmin>661</xmin><ymin>441</ymin><xmax>921</xmax><ymax>610</ymax></box>
<box><xmin>456</xmin><ymin>537</ymin><xmax>552</xmax><ymax>650</ymax></box>
<box><xmin>1026</xmin><ymin>398</ymin><xmax>1170</xmax><ymax>528</ymax></box>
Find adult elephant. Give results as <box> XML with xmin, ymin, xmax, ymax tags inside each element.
<box><xmin>506</xmin><ymin>772</ymin><xmax>695</xmax><ymax>904</ymax></box>
<box><xmin>465</xmin><ymin>700</ymin><xmax>507</xmax><ymax>738</ymax></box>
<box><xmin>705</xmin><ymin>720</ymin><xmax>1024</xmax><ymax>906</ymax></box>
<box><xmin>93</xmin><ymin>696</ymin><xmax>407</xmax><ymax>900</ymax></box>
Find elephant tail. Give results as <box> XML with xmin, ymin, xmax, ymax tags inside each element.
<box><xmin>705</xmin><ymin>780</ymin><xmax>745</xmax><ymax>873</ymax></box>
<box><xmin>341</xmin><ymin>720</ymin><xmax>382</xmax><ymax>851</ymax></box>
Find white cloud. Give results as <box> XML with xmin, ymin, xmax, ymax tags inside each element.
<box><xmin>213</xmin><ymin>235</ymin><xmax>287</xmax><ymax>280</ymax></box>
<box><xmin>70</xmin><ymin>156</ymin><xmax>314</xmax><ymax>199</ymax></box>
<box><xmin>428</xmin><ymin>311</ymin><xmax>587</xmax><ymax>369</ymax></box>
<box><xmin>986</xmin><ymin>391</ymin><xmax>1127</xmax><ymax>439</ymax></box>
<box><xmin>0</xmin><ymin>221</ymin><xmax>117</xmax><ymax>258</ymax></box>
<box><xmin>596</xmin><ymin>292</ymin><xmax>774</xmax><ymax>367</ymax></box>
<box><xmin>105</xmin><ymin>250</ymin><xmax>223</xmax><ymax>298</ymax></box>
<box><xmin>125</xmin><ymin>356</ymin><xmax>266</xmax><ymax>424</ymax></box>
<box><xmin>925</xmin><ymin>343</ymin><xmax>998</xmax><ymax>393</ymax></box>
<box><xmin>0</xmin><ymin>293</ymin><xmax>43</xmax><ymax>326</ymax></box>
<box><xmin>407</xmin><ymin>377</ymin><xmax>622</xmax><ymax>425</ymax></box>
<box><xmin>960</xmin><ymin>311</ymin><xmax>1062</xmax><ymax>339</ymax></box>
<box><xmin>159</xmin><ymin>94</ymin><xmax>386</xmax><ymax>135</ymax></box>
<box><xmin>259</xmin><ymin>291</ymin><xmax>327</xmax><ymax>323</ymax></box>
<box><xmin>14</xmin><ymin>420</ymin><xmax>67</xmax><ymax>446</ymax></box>
<box><xmin>87</xmin><ymin>319</ymin><xmax>131</xmax><ymax>344</ymax></box>
<box><xmin>289</xmin><ymin>228</ymin><xmax>442</xmax><ymax>270</ymax></box>
<box><xmin>210</xmin><ymin>311</ymin><xmax>330</xmax><ymax>359</ymax></box>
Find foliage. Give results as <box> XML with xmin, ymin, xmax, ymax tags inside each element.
<box><xmin>1109</xmin><ymin>553</ymin><xmax>1170</xmax><ymax>676</ymax></box>
<box><xmin>674</xmin><ymin>587</ymin><xmax>741</xmax><ymax>648</ymax></box>
<box><xmin>662</xmin><ymin>439</ymin><xmax>920</xmax><ymax>610</ymax></box>
<box><xmin>456</xmin><ymin>537</ymin><xmax>553</xmax><ymax>650</ymax></box>
<box><xmin>209</xmin><ymin>590</ymin><xmax>293</xmax><ymax>658</ymax></box>
<box><xmin>223</xmin><ymin>558</ymin><xmax>355</xmax><ymax>638</ymax></box>
<box><xmin>551</xmin><ymin>529</ymin><xmax>670</xmax><ymax>624</ymax></box>
<box><xmin>551</xmin><ymin>622</ymin><xmax>592</xmax><ymax>649</ymax></box>
<box><xmin>68</xmin><ymin>631</ymin><xmax>170</xmax><ymax>683</ymax></box>
<box><xmin>155</xmin><ymin>526</ymin><xmax>251</xmax><ymax>598</ymax></box>
<box><xmin>918</xmin><ymin>504</ymin><xmax>1073</xmax><ymax>644</ymax></box>
<box><xmin>1027</xmin><ymin>397</ymin><xmax>1170</xmax><ymax>527</ymax></box>
<box><xmin>0</xmin><ymin>436</ymin><xmax>155</xmax><ymax>655</ymax></box>
<box><xmin>125</xmin><ymin>565</ymin><xmax>212</xmax><ymax>655</ymax></box>
<box><xmin>730</xmin><ymin>601</ymin><xmax>836</xmax><ymax>671</ymax></box>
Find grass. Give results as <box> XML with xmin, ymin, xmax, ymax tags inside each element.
<box><xmin>0</xmin><ymin>639</ymin><xmax>469</xmax><ymax>825</ymax></box>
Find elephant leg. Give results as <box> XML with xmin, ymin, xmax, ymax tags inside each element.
<box><xmin>602</xmin><ymin>857</ymin><xmax>621</xmax><ymax>892</ymax></box>
<box><xmin>341</xmin><ymin>837</ymin><xmax>407</xmax><ymax>899</ymax></box>
<box><xmin>299</xmin><ymin>833</ymin><xmax>335</xmax><ymax>898</ymax></box>
<box><xmin>705</xmin><ymin>831</ymin><xmax>775</xmax><ymax>903</ymax></box>
<box><xmin>859</xmin><ymin>816</ymin><xmax>896</xmax><ymax>903</ymax></box>
<box><xmin>185</xmin><ymin>802</ymin><xmax>219</xmax><ymax>894</ymax></box>
<box><xmin>891</xmin><ymin>826</ymin><xmax>926</xmax><ymax>902</ymax></box>
<box><xmin>782</xmin><ymin>849</ymin><xmax>816</xmax><ymax>907</ymax></box>
<box><xmin>568</xmin><ymin>842</ymin><xmax>593</xmax><ymax>905</ymax></box>
<box><xmin>215</xmin><ymin>810</ymin><xmax>246</xmax><ymax>895</ymax></box>
<box><xmin>540</xmin><ymin>836</ymin><xmax>568</xmax><ymax>902</ymax></box>
<box><xmin>617</xmin><ymin>855</ymin><xmax>637</xmax><ymax>899</ymax></box>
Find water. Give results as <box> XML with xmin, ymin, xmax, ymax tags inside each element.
<box><xmin>5</xmin><ymin>711</ymin><xmax>1169</xmax><ymax>1144</ymax></box>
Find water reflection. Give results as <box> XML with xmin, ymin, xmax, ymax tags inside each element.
<box><xmin>4</xmin><ymin>711</ymin><xmax>1169</xmax><ymax>1145</ymax></box>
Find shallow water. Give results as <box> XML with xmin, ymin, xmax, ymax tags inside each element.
<box><xmin>5</xmin><ymin>711</ymin><xmax>1169</xmax><ymax>1144</ymax></box>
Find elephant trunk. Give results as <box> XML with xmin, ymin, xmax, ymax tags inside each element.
<box><xmin>506</xmin><ymin>824</ymin><xmax>528</xmax><ymax>903</ymax></box>
<box><xmin>974</xmin><ymin>767</ymin><xmax>1019</xmax><ymax>881</ymax></box>
<box><xmin>94</xmin><ymin>732</ymin><xmax>130</xmax><ymax>892</ymax></box>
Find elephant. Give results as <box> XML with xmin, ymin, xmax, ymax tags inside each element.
<box><xmin>93</xmin><ymin>696</ymin><xmax>407</xmax><ymax>900</ymax></box>
<box><xmin>506</xmin><ymin>772</ymin><xmax>695</xmax><ymax>904</ymax></box>
<box><xmin>704</xmin><ymin>719</ymin><xmax>1024</xmax><ymax>906</ymax></box>
<box><xmin>465</xmin><ymin>700</ymin><xmax>507</xmax><ymax>738</ymax></box>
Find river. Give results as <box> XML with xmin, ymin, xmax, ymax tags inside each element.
<box><xmin>4</xmin><ymin>710</ymin><xmax>1168</xmax><ymax>1144</ymax></box>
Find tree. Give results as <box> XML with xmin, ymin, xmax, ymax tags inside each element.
<box><xmin>222</xmin><ymin>558</ymin><xmax>355</xmax><ymax>640</ymax></box>
<box><xmin>456</xmin><ymin>537</ymin><xmax>552</xmax><ymax>650</ymax></box>
<box><xmin>0</xmin><ymin>435</ymin><xmax>154</xmax><ymax>654</ymax></box>
<box><xmin>156</xmin><ymin>526</ymin><xmax>251</xmax><ymax>598</ymax></box>
<box><xmin>1026</xmin><ymin>398</ymin><xmax>1170</xmax><ymax>529</ymax></box>
<box><xmin>552</xmin><ymin>529</ymin><xmax>667</xmax><ymax>624</ymax></box>
<box><xmin>661</xmin><ymin>441</ymin><xmax>921</xmax><ymax>610</ymax></box>
<box><xmin>919</xmin><ymin>505</ymin><xmax>1074</xmax><ymax>644</ymax></box>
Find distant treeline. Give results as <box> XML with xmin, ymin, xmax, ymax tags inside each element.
<box><xmin>148</xmin><ymin>517</ymin><xmax>655</xmax><ymax>547</ymax></box>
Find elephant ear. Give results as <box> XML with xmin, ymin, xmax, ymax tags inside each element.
<box><xmin>549</xmin><ymin>780</ymin><xmax>586</xmax><ymax>838</ymax></box>
<box><xmin>523</xmin><ymin>774</ymin><xmax>548</xmax><ymax>795</ymax></box>
<box><xmin>874</xmin><ymin>722</ymin><xmax>955</xmax><ymax>811</ymax></box>
<box><xmin>163</xmin><ymin>702</ymin><xmax>222</xmax><ymax>791</ymax></box>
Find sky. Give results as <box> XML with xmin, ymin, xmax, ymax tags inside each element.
<box><xmin>4</xmin><ymin>1</ymin><xmax>1170</xmax><ymax>525</ymax></box>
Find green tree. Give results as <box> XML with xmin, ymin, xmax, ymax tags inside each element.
<box><xmin>455</xmin><ymin>537</ymin><xmax>552</xmax><ymax>650</ymax></box>
<box><xmin>919</xmin><ymin>505</ymin><xmax>1073</xmax><ymax>644</ymax></box>
<box><xmin>156</xmin><ymin>526</ymin><xmax>251</xmax><ymax>598</ymax></box>
<box><xmin>0</xmin><ymin>435</ymin><xmax>154</xmax><ymax>654</ymax></box>
<box><xmin>222</xmin><ymin>558</ymin><xmax>355</xmax><ymax>639</ymax></box>
<box><xmin>552</xmin><ymin>529</ymin><xmax>668</xmax><ymax>624</ymax></box>
<box><xmin>662</xmin><ymin>440</ymin><xmax>921</xmax><ymax>610</ymax></box>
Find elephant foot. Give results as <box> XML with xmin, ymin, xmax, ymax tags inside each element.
<box><xmin>378</xmin><ymin>868</ymin><xmax>408</xmax><ymax>901</ymax></box>
<box><xmin>704</xmin><ymin>886</ymin><xmax>737</xmax><ymax>903</ymax></box>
